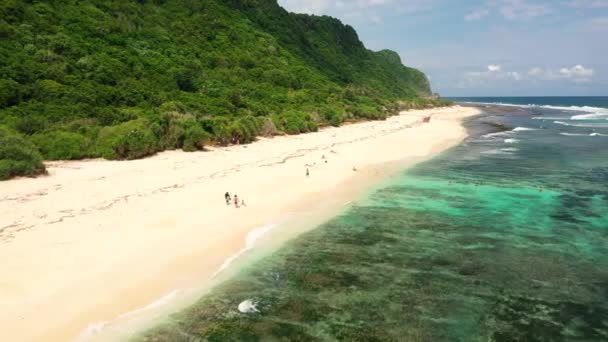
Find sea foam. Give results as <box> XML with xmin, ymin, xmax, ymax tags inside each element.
<box><xmin>560</xmin><ymin>133</ymin><xmax>587</xmax><ymax>136</ymax></box>
<box><xmin>559</xmin><ymin>132</ymin><xmax>608</xmax><ymax>137</ymax></box>
<box><xmin>462</xmin><ymin>101</ymin><xmax>607</xmax><ymax>114</ymax></box>
<box><xmin>554</xmin><ymin>121</ymin><xmax>608</xmax><ymax>128</ymax></box>
<box><xmin>75</xmin><ymin>290</ymin><xmax>180</xmax><ymax>342</ymax></box>
<box><xmin>512</xmin><ymin>127</ymin><xmax>537</xmax><ymax>131</ymax></box>
<box><xmin>213</xmin><ymin>223</ymin><xmax>278</xmax><ymax>277</ymax></box>
<box><xmin>481</xmin><ymin>149</ymin><xmax>512</xmax><ymax>155</ymax></box>
<box><xmin>539</xmin><ymin>105</ymin><xmax>606</xmax><ymax>112</ymax></box>
<box><xmin>238</xmin><ymin>299</ymin><xmax>259</xmax><ymax>313</ymax></box>
<box><xmin>481</xmin><ymin>127</ymin><xmax>536</xmax><ymax>139</ymax></box>
<box><xmin>482</xmin><ymin>131</ymin><xmax>511</xmax><ymax>138</ymax></box>
<box><xmin>480</xmin><ymin>149</ymin><xmax>518</xmax><ymax>158</ymax></box>
<box><xmin>532</xmin><ymin>116</ymin><xmax>570</xmax><ymax>120</ymax></box>
<box><xmin>76</xmin><ymin>223</ymin><xmax>279</xmax><ymax>341</ymax></box>
<box><xmin>571</xmin><ymin>111</ymin><xmax>608</xmax><ymax>120</ymax></box>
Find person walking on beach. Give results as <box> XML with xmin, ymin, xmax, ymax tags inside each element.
<box><xmin>234</xmin><ymin>194</ymin><xmax>240</xmax><ymax>208</ymax></box>
<box><xmin>306</xmin><ymin>167</ymin><xmax>310</xmax><ymax>177</ymax></box>
<box><xmin>225</xmin><ymin>192</ymin><xmax>231</xmax><ymax>205</ymax></box>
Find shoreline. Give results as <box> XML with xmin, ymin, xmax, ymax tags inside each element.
<box><xmin>0</xmin><ymin>105</ymin><xmax>482</xmax><ymax>341</ymax></box>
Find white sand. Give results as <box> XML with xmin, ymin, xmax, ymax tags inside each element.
<box><xmin>0</xmin><ymin>106</ymin><xmax>481</xmax><ymax>341</ymax></box>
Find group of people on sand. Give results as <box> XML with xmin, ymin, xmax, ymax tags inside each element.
<box><xmin>225</xmin><ymin>192</ymin><xmax>246</xmax><ymax>208</ymax></box>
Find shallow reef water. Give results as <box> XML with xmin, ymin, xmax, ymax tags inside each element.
<box><xmin>139</xmin><ymin>105</ymin><xmax>608</xmax><ymax>341</ymax></box>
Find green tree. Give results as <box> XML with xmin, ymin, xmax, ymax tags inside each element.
<box><xmin>0</xmin><ymin>126</ymin><xmax>46</xmax><ymax>180</ymax></box>
<box><xmin>32</xmin><ymin>131</ymin><xmax>91</xmax><ymax>160</ymax></box>
<box><xmin>96</xmin><ymin>119</ymin><xmax>158</xmax><ymax>160</ymax></box>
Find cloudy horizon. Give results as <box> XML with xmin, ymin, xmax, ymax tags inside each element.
<box><xmin>278</xmin><ymin>0</ymin><xmax>607</xmax><ymax>97</ymax></box>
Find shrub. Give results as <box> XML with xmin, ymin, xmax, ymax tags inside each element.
<box><xmin>33</xmin><ymin>79</ymin><xmax>66</xmax><ymax>101</ymax></box>
<box><xmin>96</xmin><ymin>108</ymin><xmax>138</xmax><ymax>126</ymax></box>
<box><xmin>233</xmin><ymin>116</ymin><xmax>261</xmax><ymax>143</ymax></box>
<box><xmin>272</xmin><ymin>110</ymin><xmax>318</xmax><ymax>135</ymax></box>
<box><xmin>158</xmin><ymin>120</ymin><xmax>186</xmax><ymax>150</ymax></box>
<box><xmin>96</xmin><ymin>119</ymin><xmax>158</xmax><ymax>160</ymax></box>
<box><xmin>0</xmin><ymin>126</ymin><xmax>46</xmax><ymax>180</ymax></box>
<box><xmin>32</xmin><ymin>131</ymin><xmax>91</xmax><ymax>160</ymax></box>
<box><xmin>182</xmin><ymin>123</ymin><xmax>210</xmax><ymax>152</ymax></box>
<box><xmin>321</xmin><ymin>107</ymin><xmax>344</xmax><ymax>127</ymax></box>
<box><xmin>258</xmin><ymin>117</ymin><xmax>277</xmax><ymax>136</ymax></box>
<box><xmin>15</xmin><ymin>115</ymin><xmax>47</xmax><ymax>135</ymax></box>
<box><xmin>0</xmin><ymin>79</ymin><xmax>21</xmax><ymax>108</ymax></box>
<box><xmin>149</xmin><ymin>113</ymin><xmax>190</xmax><ymax>150</ymax></box>
<box><xmin>351</xmin><ymin>104</ymin><xmax>385</xmax><ymax>120</ymax></box>
<box><xmin>200</xmin><ymin>117</ymin><xmax>232</xmax><ymax>145</ymax></box>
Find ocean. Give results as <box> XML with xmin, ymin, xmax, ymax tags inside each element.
<box><xmin>138</xmin><ymin>97</ymin><xmax>608</xmax><ymax>341</ymax></box>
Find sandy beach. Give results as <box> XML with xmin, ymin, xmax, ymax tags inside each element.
<box><xmin>0</xmin><ymin>105</ymin><xmax>481</xmax><ymax>341</ymax></box>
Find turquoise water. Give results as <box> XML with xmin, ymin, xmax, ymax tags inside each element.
<box><xmin>139</xmin><ymin>103</ymin><xmax>608</xmax><ymax>341</ymax></box>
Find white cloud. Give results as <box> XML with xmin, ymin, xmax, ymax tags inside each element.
<box><xmin>499</xmin><ymin>0</ymin><xmax>552</xmax><ymax>20</ymax></box>
<box><xmin>459</xmin><ymin>64</ymin><xmax>595</xmax><ymax>88</ymax></box>
<box><xmin>465</xmin><ymin>8</ymin><xmax>489</xmax><ymax>21</ymax></box>
<box><xmin>566</xmin><ymin>0</ymin><xmax>608</xmax><ymax>9</ymax></box>
<box><xmin>559</xmin><ymin>65</ymin><xmax>595</xmax><ymax>79</ymax></box>
<box><xmin>370</xmin><ymin>15</ymin><xmax>383</xmax><ymax>24</ymax></box>
<box><xmin>488</xmin><ymin>64</ymin><xmax>502</xmax><ymax>72</ymax></box>
<box><xmin>459</xmin><ymin>64</ymin><xmax>521</xmax><ymax>88</ymax></box>
<box><xmin>586</xmin><ymin>16</ymin><xmax>608</xmax><ymax>31</ymax></box>
<box><xmin>508</xmin><ymin>71</ymin><xmax>523</xmax><ymax>80</ymax></box>
<box><xmin>527</xmin><ymin>65</ymin><xmax>595</xmax><ymax>81</ymax></box>
<box><xmin>528</xmin><ymin>67</ymin><xmax>543</xmax><ymax>76</ymax></box>
<box><xmin>463</xmin><ymin>0</ymin><xmax>553</xmax><ymax>22</ymax></box>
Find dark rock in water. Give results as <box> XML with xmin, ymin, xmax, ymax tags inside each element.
<box><xmin>483</xmin><ymin>121</ymin><xmax>514</xmax><ymax>132</ymax></box>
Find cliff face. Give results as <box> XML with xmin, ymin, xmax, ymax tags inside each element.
<box><xmin>0</xmin><ymin>0</ymin><xmax>436</xmax><ymax>179</ymax></box>
<box><xmin>228</xmin><ymin>1</ymin><xmax>431</xmax><ymax>96</ymax></box>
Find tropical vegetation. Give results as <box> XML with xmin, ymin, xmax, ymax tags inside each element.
<box><xmin>0</xmin><ymin>0</ymin><xmax>450</xmax><ymax>180</ymax></box>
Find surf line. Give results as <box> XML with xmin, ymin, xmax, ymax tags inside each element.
<box><xmin>74</xmin><ymin>290</ymin><xmax>180</xmax><ymax>342</ymax></box>
<box><xmin>213</xmin><ymin>222</ymin><xmax>280</xmax><ymax>277</ymax></box>
<box><xmin>75</xmin><ymin>219</ymin><xmax>286</xmax><ymax>341</ymax></box>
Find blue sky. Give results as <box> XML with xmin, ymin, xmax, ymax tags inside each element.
<box><xmin>278</xmin><ymin>0</ymin><xmax>608</xmax><ymax>96</ymax></box>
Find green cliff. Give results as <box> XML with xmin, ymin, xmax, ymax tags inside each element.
<box><xmin>0</xmin><ymin>0</ymin><xmax>444</xmax><ymax>179</ymax></box>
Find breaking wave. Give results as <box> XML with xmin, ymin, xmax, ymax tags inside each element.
<box><xmin>214</xmin><ymin>223</ymin><xmax>278</xmax><ymax>277</ymax></box>
<box><xmin>559</xmin><ymin>132</ymin><xmax>608</xmax><ymax>137</ymax></box>
<box><xmin>554</xmin><ymin>121</ymin><xmax>608</xmax><ymax>128</ymax></box>
<box><xmin>462</xmin><ymin>101</ymin><xmax>607</xmax><ymax>114</ymax></box>
<box><xmin>571</xmin><ymin>112</ymin><xmax>608</xmax><ymax>120</ymax></box>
